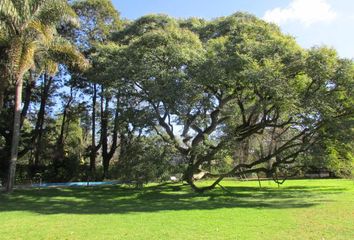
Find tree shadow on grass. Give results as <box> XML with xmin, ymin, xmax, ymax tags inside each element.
<box><xmin>0</xmin><ymin>183</ymin><xmax>348</xmax><ymax>215</ymax></box>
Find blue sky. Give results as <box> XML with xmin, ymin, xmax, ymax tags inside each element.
<box><xmin>112</xmin><ymin>0</ymin><xmax>354</xmax><ymax>59</ymax></box>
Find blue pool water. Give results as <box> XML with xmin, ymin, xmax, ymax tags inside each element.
<box><xmin>31</xmin><ymin>181</ymin><xmax>120</xmax><ymax>188</ymax></box>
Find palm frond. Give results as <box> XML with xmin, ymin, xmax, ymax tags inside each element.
<box><xmin>35</xmin><ymin>0</ymin><xmax>79</xmax><ymax>28</ymax></box>
<box><xmin>45</xmin><ymin>58</ymin><xmax>58</xmax><ymax>76</ymax></box>
<box><xmin>48</xmin><ymin>37</ymin><xmax>90</xmax><ymax>71</ymax></box>
<box><xmin>28</xmin><ymin>0</ymin><xmax>49</xmax><ymax>16</ymax></box>
<box><xmin>7</xmin><ymin>37</ymin><xmax>22</xmax><ymax>67</ymax></box>
<box><xmin>0</xmin><ymin>22</ymin><xmax>10</xmax><ymax>45</ymax></box>
<box><xmin>18</xmin><ymin>40</ymin><xmax>37</xmax><ymax>77</ymax></box>
<box><xmin>0</xmin><ymin>0</ymin><xmax>21</xmax><ymax>34</ymax></box>
<box><xmin>33</xmin><ymin>55</ymin><xmax>58</xmax><ymax>76</ymax></box>
<box><xmin>1</xmin><ymin>0</ymin><xmax>84</xmax><ymax>84</ymax></box>
<box><xmin>28</xmin><ymin>19</ymin><xmax>55</xmax><ymax>45</ymax></box>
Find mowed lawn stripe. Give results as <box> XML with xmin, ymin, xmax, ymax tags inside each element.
<box><xmin>0</xmin><ymin>179</ymin><xmax>353</xmax><ymax>240</ymax></box>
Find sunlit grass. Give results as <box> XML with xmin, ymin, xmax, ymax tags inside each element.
<box><xmin>0</xmin><ymin>179</ymin><xmax>353</xmax><ymax>240</ymax></box>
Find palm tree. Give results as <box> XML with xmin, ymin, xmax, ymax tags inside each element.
<box><xmin>0</xmin><ymin>0</ymin><xmax>89</xmax><ymax>192</ymax></box>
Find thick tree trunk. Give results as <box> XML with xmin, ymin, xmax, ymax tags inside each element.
<box><xmin>9</xmin><ymin>73</ymin><xmax>36</xmax><ymax>166</ymax></box>
<box><xmin>3</xmin><ymin>74</ymin><xmax>42</xmax><ymax>167</ymax></box>
<box><xmin>6</xmin><ymin>75</ymin><xmax>23</xmax><ymax>192</ymax></box>
<box><xmin>183</xmin><ymin>164</ymin><xmax>212</xmax><ymax>193</ymax></box>
<box><xmin>182</xmin><ymin>155</ymin><xmax>200</xmax><ymax>187</ymax></box>
<box><xmin>266</xmin><ymin>160</ymin><xmax>274</xmax><ymax>178</ymax></box>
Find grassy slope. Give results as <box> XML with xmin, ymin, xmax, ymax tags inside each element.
<box><xmin>0</xmin><ymin>179</ymin><xmax>353</xmax><ymax>240</ymax></box>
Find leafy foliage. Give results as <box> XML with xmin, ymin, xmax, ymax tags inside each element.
<box><xmin>0</xmin><ymin>4</ymin><xmax>352</xmax><ymax>191</ymax></box>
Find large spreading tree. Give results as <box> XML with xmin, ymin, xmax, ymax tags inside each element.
<box><xmin>97</xmin><ymin>13</ymin><xmax>353</xmax><ymax>192</ymax></box>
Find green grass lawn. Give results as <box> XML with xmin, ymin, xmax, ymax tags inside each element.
<box><xmin>0</xmin><ymin>179</ymin><xmax>353</xmax><ymax>240</ymax></box>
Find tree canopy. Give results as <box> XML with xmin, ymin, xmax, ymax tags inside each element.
<box><xmin>91</xmin><ymin>12</ymin><xmax>354</xmax><ymax>191</ymax></box>
<box><xmin>0</xmin><ymin>3</ymin><xmax>352</xmax><ymax>192</ymax></box>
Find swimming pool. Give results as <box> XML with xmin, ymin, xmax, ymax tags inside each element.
<box><xmin>31</xmin><ymin>181</ymin><xmax>120</xmax><ymax>188</ymax></box>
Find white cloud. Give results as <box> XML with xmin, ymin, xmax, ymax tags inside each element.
<box><xmin>263</xmin><ymin>0</ymin><xmax>337</xmax><ymax>26</ymax></box>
